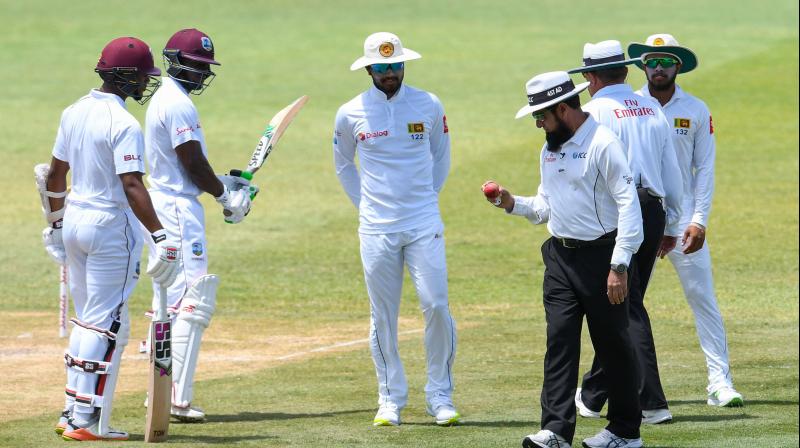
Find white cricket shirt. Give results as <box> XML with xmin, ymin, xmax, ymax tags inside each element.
<box><xmin>334</xmin><ymin>84</ymin><xmax>451</xmax><ymax>234</ymax></box>
<box><xmin>510</xmin><ymin>115</ymin><xmax>643</xmax><ymax>266</ymax></box>
<box><xmin>51</xmin><ymin>89</ymin><xmax>145</xmax><ymax>209</ymax></box>
<box><xmin>637</xmin><ymin>84</ymin><xmax>715</xmax><ymax>228</ymax></box>
<box><xmin>145</xmin><ymin>77</ymin><xmax>207</xmax><ymax>196</ymax></box>
<box><xmin>584</xmin><ymin>84</ymin><xmax>683</xmax><ymax>236</ymax></box>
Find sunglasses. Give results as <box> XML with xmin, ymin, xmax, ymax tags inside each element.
<box><xmin>531</xmin><ymin>111</ymin><xmax>546</xmax><ymax>121</ymax></box>
<box><xmin>371</xmin><ymin>62</ymin><xmax>404</xmax><ymax>73</ymax></box>
<box><xmin>644</xmin><ymin>57</ymin><xmax>679</xmax><ymax>69</ymax></box>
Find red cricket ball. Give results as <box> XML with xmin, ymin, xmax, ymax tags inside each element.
<box><xmin>483</xmin><ymin>182</ymin><xmax>500</xmax><ymax>198</ymax></box>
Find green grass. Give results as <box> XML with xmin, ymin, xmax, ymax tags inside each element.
<box><xmin>0</xmin><ymin>0</ymin><xmax>797</xmax><ymax>446</ymax></box>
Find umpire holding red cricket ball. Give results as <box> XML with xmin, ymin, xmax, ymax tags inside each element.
<box><xmin>484</xmin><ymin>71</ymin><xmax>644</xmax><ymax>448</ymax></box>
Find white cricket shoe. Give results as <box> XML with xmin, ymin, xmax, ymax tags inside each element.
<box><xmin>426</xmin><ymin>400</ymin><xmax>460</xmax><ymax>426</ymax></box>
<box><xmin>575</xmin><ymin>388</ymin><xmax>601</xmax><ymax>418</ymax></box>
<box><xmin>642</xmin><ymin>408</ymin><xmax>673</xmax><ymax>424</ymax></box>
<box><xmin>522</xmin><ymin>429</ymin><xmax>571</xmax><ymax>448</ymax></box>
<box><xmin>582</xmin><ymin>429</ymin><xmax>642</xmax><ymax>448</ymax></box>
<box><xmin>54</xmin><ymin>410</ymin><xmax>70</xmax><ymax>435</ymax></box>
<box><xmin>708</xmin><ymin>386</ymin><xmax>744</xmax><ymax>407</ymax></box>
<box><xmin>171</xmin><ymin>404</ymin><xmax>206</xmax><ymax>422</ymax></box>
<box><xmin>61</xmin><ymin>417</ymin><xmax>129</xmax><ymax>441</ymax></box>
<box><xmin>373</xmin><ymin>402</ymin><xmax>401</xmax><ymax>426</ymax></box>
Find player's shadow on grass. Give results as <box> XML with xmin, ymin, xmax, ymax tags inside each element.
<box><xmin>403</xmin><ymin>420</ymin><xmax>534</xmax><ymax>427</ymax></box>
<box><xmin>157</xmin><ymin>434</ymin><xmax>278</xmax><ymax>444</ymax></box>
<box><xmin>204</xmin><ymin>408</ymin><xmax>371</xmax><ymax>423</ymax></box>
<box><xmin>673</xmin><ymin>413</ymin><xmax>756</xmax><ymax>423</ymax></box>
<box><xmin>669</xmin><ymin>399</ymin><xmax>798</xmax><ymax>406</ymax></box>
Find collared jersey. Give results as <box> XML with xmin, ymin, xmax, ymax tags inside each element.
<box><xmin>637</xmin><ymin>84</ymin><xmax>715</xmax><ymax>228</ymax></box>
<box><xmin>584</xmin><ymin>83</ymin><xmax>683</xmax><ymax>236</ymax></box>
<box><xmin>51</xmin><ymin>89</ymin><xmax>145</xmax><ymax>209</ymax></box>
<box><xmin>145</xmin><ymin>77</ymin><xmax>207</xmax><ymax>196</ymax></box>
<box><xmin>510</xmin><ymin>115</ymin><xmax>643</xmax><ymax>266</ymax></box>
<box><xmin>334</xmin><ymin>84</ymin><xmax>451</xmax><ymax>234</ymax></box>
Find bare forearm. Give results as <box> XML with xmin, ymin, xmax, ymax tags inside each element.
<box><xmin>186</xmin><ymin>156</ymin><xmax>224</xmax><ymax>197</ymax></box>
<box><xmin>46</xmin><ymin>157</ymin><xmax>69</xmax><ymax>212</ymax></box>
<box><xmin>120</xmin><ymin>173</ymin><xmax>163</xmax><ymax>234</ymax></box>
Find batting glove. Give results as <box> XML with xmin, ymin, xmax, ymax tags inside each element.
<box><xmin>42</xmin><ymin>226</ymin><xmax>66</xmax><ymax>265</ymax></box>
<box><xmin>147</xmin><ymin>230</ymin><xmax>181</xmax><ymax>286</ymax></box>
<box><xmin>215</xmin><ymin>184</ymin><xmax>253</xmax><ymax>224</ymax></box>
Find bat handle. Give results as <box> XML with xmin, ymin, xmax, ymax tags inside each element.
<box><xmin>229</xmin><ymin>169</ymin><xmax>253</xmax><ymax>181</ymax></box>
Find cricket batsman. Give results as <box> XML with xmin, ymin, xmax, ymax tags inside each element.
<box><xmin>43</xmin><ymin>36</ymin><xmax>180</xmax><ymax>441</ymax></box>
<box><xmin>141</xmin><ymin>28</ymin><xmax>255</xmax><ymax>422</ymax></box>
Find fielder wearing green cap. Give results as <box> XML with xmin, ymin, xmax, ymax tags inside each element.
<box><xmin>630</xmin><ymin>34</ymin><xmax>744</xmax><ymax>409</ymax></box>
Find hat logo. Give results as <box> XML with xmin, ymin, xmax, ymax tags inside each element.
<box><xmin>201</xmin><ymin>36</ymin><xmax>213</xmax><ymax>52</ymax></box>
<box><xmin>379</xmin><ymin>42</ymin><xmax>394</xmax><ymax>57</ymax></box>
<box><xmin>547</xmin><ymin>86</ymin><xmax>563</xmax><ymax>97</ymax></box>
<box><xmin>653</xmin><ymin>37</ymin><xmax>664</xmax><ymax>46</ymax></box>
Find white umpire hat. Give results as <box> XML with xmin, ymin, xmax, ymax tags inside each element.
<box><xmin>350</xmin><ymin>32</ymin><xmax>422</xmax><ymax>71</ymax></box>
<box><xmin>515</xmin><ymin>71</ymin><xmax>589</xmax><ymax>119</ymax></box>
<box><xmin>567</xmin><ymin>40</ymin><xmax>640</xmax><ymax>74</ymax></box>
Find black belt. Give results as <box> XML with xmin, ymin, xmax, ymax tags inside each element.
<box><xmin>554</xmin><ymin>230</ymin><xmax>617</xmax><ymax>249</ymax></box>
<box><xmin>637</xmin><ymin>187</ymin><xmax>662</xmax><ymax>204</ymax></box>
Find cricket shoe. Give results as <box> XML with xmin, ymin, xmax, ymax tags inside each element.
<box><xmin>642</xmin><ymin>408</ymin><xmax>672</xmax><ymax>424</ymax></box>
<box><xmin>707</xmin><ymin>386</ymin><xmax>744</xmax><ymax>407</ymax></box>
<box><xmin>582</xmin><ymin>429</ymin><xmax>642</xmax><ymax>448</ymax></box>
<box><xmin>426</xmin><ymin>400</ymin><xmax>460</xmax><ymax>426</ymax></box>
<box><xmin>61</xmin><ymin>418</ymin><xmax>128</xmax><ymax>441</ymax></box>
<box><xmin>172</xmin><ymin>404</ymin><xmax>206</xmax><ymax>423</ymax></box>
<box><xmin>522</xmin><ymin>429</ymin><xmax>571</xmax><ymax>448</ymax></box>
<box><xmin>373</xmin><ymin>402</ymin><xmax>401</xmax><ymax>426</ymax></box>
<box><xmin>575</xmin><ymin>388</ymin><xmax>601</xmax><ymax>418</ymax></box>
<box><xmin>54</xmin><ymin>410</ymin><xmax>69</xmax><ymax>435</ymax></box>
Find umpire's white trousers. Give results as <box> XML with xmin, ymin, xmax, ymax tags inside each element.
<box><xmin>360</xmin><ymin>222</ymin><xmax>457</xmax><ymax>409</ymax></box>
<box><xmin>667</xmin><ymin>241</ymin><xmax>734</xmax><ymax>393</ymax></box>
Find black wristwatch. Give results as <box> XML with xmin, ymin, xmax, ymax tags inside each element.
<box><xmin>610</xmin><ymin>263</ymin><xmax>627</xmax><ymax>274</ymax></box>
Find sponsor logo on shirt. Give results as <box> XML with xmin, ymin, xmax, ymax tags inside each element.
<box><xmin>358</xmin><ymin>130</ymin><xmax>389</xmax><ymax>141</ymax></box>
<box><xmin>544</xmin><ymin>153</ymin><xmax>557</xmax><ymax>163</ymax></box>
<box><xmin>407</xmin><ymin>122</ymin><xmax>425</xmax><ymax>133</ymax></box>
<box><xmin>123</xmin><ymin>154</ymin><xmax>142</xmax><ymax>162</ymax></box>
<box><xmin>176</xmin><ymin>123</ymin><xmax>201</xmax><ymax>136</ymax></box>
<box><xmin>623</xmin><ymin>175</ymin><xmax>633</xmax><ymax>184</ymax></box>
<box><xmin>573</xmin><ymin>152</ymin><xmax>587</xmax><ymax>159</ymax></box>
<box><xmin>614</xmin><ymin>99</ymin><xmax>655</xmax><ymax>119</ymax></box>
<box><xmin>674</xmin><ymin>118</ymin><xmax>691</xmax><ymax>128</ymax></box>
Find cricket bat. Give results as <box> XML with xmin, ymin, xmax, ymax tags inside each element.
<box><xmin>232</xmin><ymin>95</ymin><xmax>309</xmax><ymax>183</ymax></box>
<box><xmin>144</xmin><ymin>284</ymin><xmax>171</xmax><ymax>443</ymax></box>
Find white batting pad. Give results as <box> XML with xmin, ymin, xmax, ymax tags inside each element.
<box><xmin>172</xmin><ymin>274</ymin><xmax>218</xmax><ymax>407</ymax></box>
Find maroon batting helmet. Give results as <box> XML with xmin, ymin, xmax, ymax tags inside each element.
<box><xmin>164</xmin><ymin>28</ymin><xmax>220</xmax><ymax>66</ymax></box>
<box><xmin>96</xmin><ymin>37</ymin><xmax>161</xmax><ymax>76</ymax></box>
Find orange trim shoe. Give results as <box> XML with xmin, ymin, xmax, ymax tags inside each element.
<box><xmin>61</xmin><ymin>419</ymin><xmax>128</xmax><ymax>441</ymax></box>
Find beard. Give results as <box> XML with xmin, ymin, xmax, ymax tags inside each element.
<box><xmin>544</xmin><ymin>115</ymin><xmax>574</xmax><ymax>152</ymax></box>
<box><xmin>648</xmin><ymin>71</ymin><xmax>677</xmax><ymax>92</ymax></box>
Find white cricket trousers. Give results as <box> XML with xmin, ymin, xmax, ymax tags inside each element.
<box><xmin>145</xmin><ymin>190</ymin><xmax>208</xmax><ymax>311</ymax></box>
<box><xmin>62</xmin><ymin>204</ymin><xmax>141</xmax><ymax>419</ymax></box>
<box><xmin>359</xmin><ymin>222</ymin><xmax>457</xmax><ymax>409</ymax></box>
<box><xmin>667</xmin><ymin>241</ymin><xmax>733</xmax><ymax>393</ymax></box>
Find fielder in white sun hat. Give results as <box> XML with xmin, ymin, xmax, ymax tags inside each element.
<box><xmin>350</xmin><ymin>32</ymin><xmax>422</xmax><ymax>71</ymax></box>
<box><xmin>567</xmin><ymin>40</ymin><xmax>640</xmax><ymax>74</ymax></box>
<box><xmin>515</xmin><ymin>71</ymin><xmax>590</xmax><ymax>119</ymax></box>
<box><xmin>627</xmin><ymin>33</ymin><xmax>698</xmax><ymax>73</ymax></box>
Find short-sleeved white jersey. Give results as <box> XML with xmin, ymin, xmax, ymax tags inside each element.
<box><xmin>51</xmin><ymin>89</ymin><xmax>145</xmax><ymax>209</ymax></box>
<box><xmin>334</xmin><ymin>84</ymin><xmax>451</xmax><ymax>234</ymax></box>
<box><xmin>144</xmin><ymin>77</ymin><xmax>207</xmax><ymax>196</ymax></box>
<box><xmin>637</xmin><ymin>84</ymin><xmax>716</xmax><ymax>228</ymax></box>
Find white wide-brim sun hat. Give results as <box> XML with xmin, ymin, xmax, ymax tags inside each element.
<box><xmin>515</xmin><ymin>71</ymin><xmax>589</xmax><ymax>119</ymax></box>
<box><xmin>350</xmin><ymin>32</ymin><xmax>422</xmax><ymax>71</ymax></box>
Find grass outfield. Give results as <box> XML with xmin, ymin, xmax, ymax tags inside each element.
<box><xmin>0</xmin><ymin>0</ymin><xmax>797</xmax><ymax>446</ymax></box>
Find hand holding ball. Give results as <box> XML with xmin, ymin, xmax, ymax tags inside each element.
<box><xmin>482</xmin><ymin>181</ymin><xmax>502</xmax><ymax>206</ymax></box>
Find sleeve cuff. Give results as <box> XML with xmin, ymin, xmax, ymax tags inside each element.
<box><xmin>611</xmin><ymin>247</ymin><xmax>633</xmax><ymax>267</ymax></box>
<box><xmin>508</xmin><ymin>195</ymin><xmax>532</xmax><ymax>216</ymax></box>
<box><xmin>691</xmin><ymin>213</ymin><xmax>708</xmax><ymax>228</ymax></box>
<box><xmin>665</xmin><ymin>222</ymin><xmax>681</xmax><ymax>237</ymax></box>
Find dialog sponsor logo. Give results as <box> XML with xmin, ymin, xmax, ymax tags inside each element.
<box><xmin>358</xmin><ymin>130</ymin><xmax>389</xmax><ymax>141</ymax></box>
